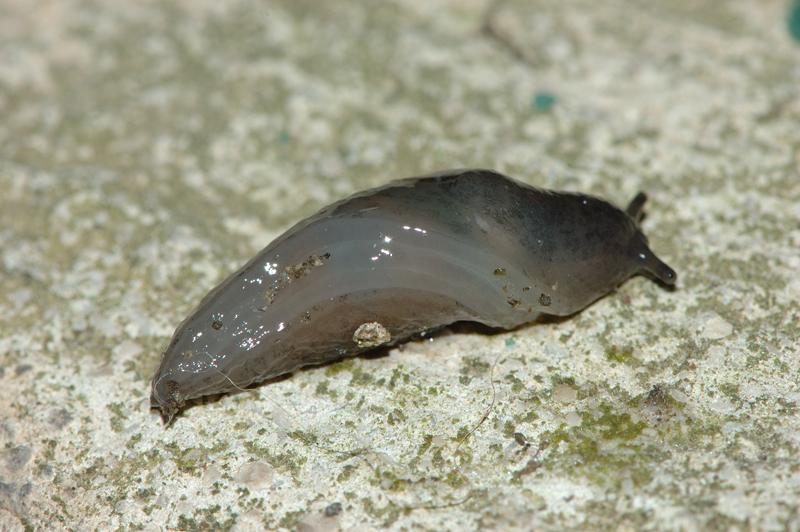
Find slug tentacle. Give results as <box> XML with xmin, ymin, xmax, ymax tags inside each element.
<box><xmin>150</xmin><ymin>169</ymin><xmax>677</xmax><ymax>422</ymax></box>
<box><xmin>626</xmin><ymin>192</ymin><xmax>648</xmax><ymax>224</ymax></box>
<box><xmin>637</xmin><ymin>246</ymin><xmax>677</xmax><ymax>286</ymax></box>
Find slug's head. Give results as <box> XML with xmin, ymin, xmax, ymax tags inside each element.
<box><xmin>150</xmin><ymin>367</ymin><xmax>182</xmax><ymax>425</ymax></box>
<box><xmin>151</xmin><ymin>285</ymin><xmax>267</xmax><ymax>425</ymax></box>
<box><xmin>626</xmin><ymin>192</ymin><xmax>677</xmax><ymax>287</ymax></box>
<box><xmin>630</xmin><ymin>234</ymin><xmax>677</xmax><ymax>286</ymax></box>
<box><xmin>150</xmin><ymin>324</ymin><xmax>202</xmax><ymax>425</ymax></box>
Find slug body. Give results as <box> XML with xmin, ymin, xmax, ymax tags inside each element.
<box><xmin>151</xmin><ymin>170</ymin><xmax>676</xmax><ymax>422</ymax></box>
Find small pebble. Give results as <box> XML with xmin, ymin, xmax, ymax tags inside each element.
<box><xmin>553</xmin><ymin>384</ymin><xmax>577</xmax><ymax>403</ymax></box>
<box><xmin>565</xmin><ymin>411</ymin><xmax>582</xmax><ymax>427</ymax></box>
<box><xmin>324</xmin><ymin>502</ymin><xmax>343</xmax><ymax>517</ymax></box>
<box><xmin>701</xmin><ymin>314</ymin><xmax>733</xmax><ymax>340</ymax></box>
<box><xmin>235</xmin><ymin>461</ymin><xmax>273</xmax><ymax>489</ymax></box>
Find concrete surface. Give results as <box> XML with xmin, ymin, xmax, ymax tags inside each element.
<box><xmin>1</xmin><ymin>0</ymin><xmax>800</xmax><ymax>529</ymax></box>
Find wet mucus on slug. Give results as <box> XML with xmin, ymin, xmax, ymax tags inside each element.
<box><xmin>151</xmin><ymin>169</ymin><xmax>676</xmax><ymax>423</ymax></box>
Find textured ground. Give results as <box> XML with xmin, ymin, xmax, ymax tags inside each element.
<box><xmin>2</xmin><ymin>0</ymin><xmax>800</xmax><ymax>530</ymax></box>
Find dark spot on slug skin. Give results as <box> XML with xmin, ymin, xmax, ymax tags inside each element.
<box><xmin>150</xmin><ymin>169</ymin><xmax>677</xmax><ymax>424</ymax></box>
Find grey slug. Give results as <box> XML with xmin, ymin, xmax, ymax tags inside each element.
<box><xmin>151</xmin><ymin>169</ymin><xmax>676</xmax><ymax>423</ymax></box>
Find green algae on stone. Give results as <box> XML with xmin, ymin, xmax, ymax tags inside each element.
<box><xmin>107</xmin><ymin>402</ymin><xmax>127</xmax><ymax>433</ymax></box>
<box><xmin>177</xmin><ymin>505</ymin><xmax>237</xmax><ymax>532</ymax></box>
<box><xmin>360</xmin><ymin>497</ymin><xmax>406</xmax><ymax>527</ymax></box>
<box><xmin>504</xmin><ymin>372</ymin><xmax>525</xmax><ymax>393</ymax></box>
<box><xmin>604</xmin><ymin>345</ymin><xmax>635</xmax><ymax>364</ymax></box>
<box><xmin>287</xmin><ymin>430</ymin><xmax>319</xmax><ymax>445</ymax></box>
<box><xmin>242</xmin><ymin>441</ymin><xmax>307</xmax><ymax>481</ymax></box>
<box><xmin>314</xmin><ymin>380</ymin><xmax>339</xmax><ymax>397</ymax></box>
<box><xmin>387</xmin><ymin>408</ymin><xmax>407</xmax><ymax>425</ymax></box>
<box><xmin>541</xmin><ymin>403</ymin><xmax>660</xmax><ymax>488</ymax></box>
<box><xmin>162</xmin><ymin>441</ymin><xmax>228</xmax><ymax>476</ymax></box>
<box><xmin>337</xmin><ymin>464</ymin><xmax>358</xmax><ymax>482</ymax></box>
<box><xmin>594</xmin><ymin>405</ymin><xmax>647</xmax><ymax>441</ymax></box>
<box><xmin>324</xmin><ymin>358</ymin><xmax>356</xmax><ymax>376</ymax></box>
<box><xmin>460</xmin><ymin>356</ymin><xmax>491</xmax><ymax>376</ymax></box>
<box><xmin>349</xmin><ymin>366</ymin><xmax>376</xmax><ymax>386</ymax></box>
<box><xmin>416</xmin><ymin>434</ymin><xmax>434</xmax><ymax>459</ymax></box>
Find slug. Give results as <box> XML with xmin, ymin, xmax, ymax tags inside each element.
<box><xmin>151</xmin><ymin>169</ymin><xmax>676</xmax><ymax>423</ymax></box>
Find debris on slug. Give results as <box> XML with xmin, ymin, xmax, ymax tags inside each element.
<box><xmin>284</xmin><ymin>253</ymin><xmax>330</xmax><ymax>280</ymax></box>
<box><xmin>264</xmin><ymin>288</ymin><xmax>277</xmax><ymax>305</ymax></box>
<box><xmin>264</xmin><ymin>253</ymin><xmax>331</xmax><ymax>305</ymax></box>
<box><xmin>353</xmin><ymin>322</ymin><xmax>391</xmax><ymax>348</ymax></box>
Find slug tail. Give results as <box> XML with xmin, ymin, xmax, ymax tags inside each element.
<box><xmin>626</xmin><ymin>192</ymin><xmax>648</xmax><ymax>224</ymax></box>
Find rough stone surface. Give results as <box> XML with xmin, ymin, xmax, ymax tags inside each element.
<box><xmin>1</xmin><ymin>0</ymin><xmax>799</xmax><ymax>529</ymax></box>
